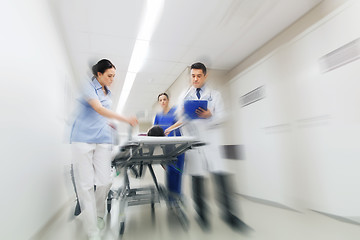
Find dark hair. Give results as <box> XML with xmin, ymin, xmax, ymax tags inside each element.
<box><xmin>157</xmin><ymin>92</ymin><xmax>169</xmax><ymax>101</ymax></box>
<box><xmin>92</xmin><ymin>59</ymin><xmax>116</xmax><ymax>77</ymax></box>
<box><xmin>190</xmin><ymin>62</ymin><xmax>207</xmax><ymax>76</ymax></box>
<box><xmin>147</xmin><ymin>125</ymin><xmax>165</xmax><ymax>137</ymax></box>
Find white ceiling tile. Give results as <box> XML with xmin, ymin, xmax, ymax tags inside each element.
<box><xmin>85</xmin><ymin>0</ymin><xmax>145</xmax><ymax>37</ymax></box>
<box><xmin>179</xmin><ymin>47</ymin><xmax>219</xmax><ymax>69</ymax></box>
<box><xmin>139</xmin><ymin>59</ymin><xmax>177</xmax><ymax>75</ymax></box>
<box><xmin>135</xmin><ymin>73</ymin><xmax>170</xmax><ymax>86</ymax></box>
<box><xmin>169</xmin><ymin>63</ymin><xmax>188</xmax><ymax>76</ymax></box>
<box><xmin>90</xmin><ymin>34</ymin><xmax>134</xmax><ymax>57</ymax></box>
<box><xmin>147</xmin><ymin>41</ymin><xmax>189</xmax><ymax>62</ymax></box>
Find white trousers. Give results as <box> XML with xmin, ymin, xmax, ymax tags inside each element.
<box><xmin>71</xmin><ymin>142</ymin><xmax>112</xmax><ymax>237</ymax></box>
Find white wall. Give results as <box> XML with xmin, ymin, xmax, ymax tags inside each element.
<box><xmin>227</xmin><ymin>0</ymin><xmax>360</xmax><ymax>218</ymax></box>
<box><xmin>0</xmin><ymin>0</ymin><xmax>76</xmax><ymax>238</ymax></box>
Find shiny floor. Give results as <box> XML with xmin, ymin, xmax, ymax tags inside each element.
<box><xmin>35</xmin><ymin>168</ymin><xmax>360</xmax><ymax>240</ymax></box>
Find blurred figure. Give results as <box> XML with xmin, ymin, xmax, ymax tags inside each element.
<box><xmin>70</xmin><ymin>59</ymin><xmax>138</xmax><ymax>240</ymax></box>
<box><xmin>165</xmin><ymin>62</ymin><xmax>249</xmax><ymax>232</ymax></box>
<box><xmin>154</xmin><ymin>93</ymin><xmax>185</xmax><ymax>203</ymax></box>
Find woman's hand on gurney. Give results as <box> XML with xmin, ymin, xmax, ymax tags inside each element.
<box><xmin>127</xmin><ymin>116</ymin><xmax>138</xmax><ymax>127</ymax></box>
<box><xmin>165</xmin><ymin>121</ymin><xmax>182</xmax><ymax>135</ymax></box>
<box><xmin>164</xmin><ymin>127</ymin><xmax>172</xmax><ymax>136</ymax></box>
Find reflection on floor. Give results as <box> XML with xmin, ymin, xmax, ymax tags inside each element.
<box><xmin>34</xmin><ymin>170</ymin><xmax>360</xmax><ymax>240</ymax></box>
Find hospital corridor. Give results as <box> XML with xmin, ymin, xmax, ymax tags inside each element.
<box><xmin>2</xmin><ymin>0</ymin><xmax>360</xmax><ymax>239</ymax></box>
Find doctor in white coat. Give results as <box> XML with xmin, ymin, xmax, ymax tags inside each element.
<box><xmin>165</xmin><ymin>62</ymin><xmax>248</xmax><ymax>231</ymax></box>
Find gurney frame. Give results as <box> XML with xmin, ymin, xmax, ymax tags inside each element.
<box><xmin>107</xmin><ymin>136</ymin><xmax>204</xmax><ymax>237</ymax></box>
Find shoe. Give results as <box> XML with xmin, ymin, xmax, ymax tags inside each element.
<box><xmin>97</xmin><ymin>217</ymin><xmax>105</xmax><ymax>230</ymax></box>
<box><xmin>224</xmin><ymin>213</ymin><xmax>251</xmax><ymax>233</ymax></box>
<box><xmin>195</xmin><ymin>215</ymin><xmax>210</xmax><ymax>231</ymax></box>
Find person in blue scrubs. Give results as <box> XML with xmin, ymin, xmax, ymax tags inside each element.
<box><xmin>71</xmin><ymin>59</ymin><xmax>138</xmax><ymax>240</ymax></box>
<box><xmin>154</xmin><ymin>93</ymin><xmax>185</xmax><ymax>200</ymax></box>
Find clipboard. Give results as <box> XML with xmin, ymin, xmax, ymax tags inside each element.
<box><xmin>184</xmin><ymin>100</ymin><xmax>208</xmax><ymax>119</ymax></box>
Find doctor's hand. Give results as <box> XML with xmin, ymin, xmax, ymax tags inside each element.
<box><xmin>196</xmin><ymin>107</ymin><xmax>212</xmax><ymax>119</ymax></box>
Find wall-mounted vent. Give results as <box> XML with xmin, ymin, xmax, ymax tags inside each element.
<box><xmin>239</xmin><ymin>86</ymin><xmax>265</xmax><ymax>107</ymax></box>
<box><xmin>319</xmin><ymin>38</ymin><xmax>360</xmax><ymax>73</ymax></box>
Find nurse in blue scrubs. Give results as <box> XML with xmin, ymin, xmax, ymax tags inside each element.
<box><xmin>154</xmin><ymin>93</ymin><xmax>185</xmax><ymax>199</ymax></box>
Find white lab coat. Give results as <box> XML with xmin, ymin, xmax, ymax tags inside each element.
<box><xmin>177</xmin><ymin>85</ymin><xmax>227</xmax><ymax>176</ymax></box>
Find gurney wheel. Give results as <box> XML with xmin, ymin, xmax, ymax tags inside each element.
<box><xmin>151</xmin><ymin>203</ymin><xmax>155</xmax><ymax>221</ymax></box>
<box><xmin>107</xmin><ymin>191</ymin><xmax>113</xmax><ymax>213</ymax></box>
<box><xmin>119</xmin><ymin>222</ymin><xmax>125</xmax><ymax>235</ymax></box>
<box><xmin>107</xmin><ymin>202</ymin><xmax>111</xmax><ymax>213</ymax></box>
<box><xmin>74</xmin><ymin>199</ymin><xmax>81</xmax><ymax>216</ymax></box>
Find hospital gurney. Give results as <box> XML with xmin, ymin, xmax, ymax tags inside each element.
<box><xmin>107</xmin><ymin>135</ymin><xmax>205</xmax><ymax>237</ymax></box>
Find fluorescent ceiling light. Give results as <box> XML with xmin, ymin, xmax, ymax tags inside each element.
<box><xmin>116</xmin><ymin>0</ymin><xmax>164</xmax><ymax>114</ymax></box>
<box><xmin>138</xmin><ymin>0</ymin><xmax>164</xmax><ymax>41</ymax></box>
<box><xmin>116</xmin><ymin>40</ymin><xmax>149</xmax><ymax>113</ymax></box>
<box><xmin>116</xmin><ymin>72</ymin><xmax>137</xmax><ymax>113</ymax></box>
<box><xmin>128</xmin><ymin>40</ymin><xmax>149</xmax><ymax>73</ymax></box>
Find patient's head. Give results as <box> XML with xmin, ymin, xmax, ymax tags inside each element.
<box><xmin>147</xmin><ymin>125</ymin><xmax>165</xmax><ymax>136</ymax></box>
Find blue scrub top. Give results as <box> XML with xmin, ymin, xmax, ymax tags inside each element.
<box><xmin>70</xmin><ymin>78</ymin><xmax>113</xmax><ymax>144</ymax></box>
<box><xmin>154</xmin><ymin>107</ymin><xmax>181</xmax><ymax>137</ymax></box>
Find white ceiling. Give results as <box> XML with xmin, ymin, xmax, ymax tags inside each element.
<box><xmin>51</xmin><ymin>0</ymin><xmax>322</xmax><ymax>116</ymax></box>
